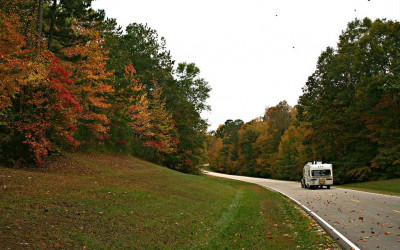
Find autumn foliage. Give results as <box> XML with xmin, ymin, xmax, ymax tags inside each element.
<box><xmin>208</xmin><ymin>18</ymin><xmax>400</xmax><ymax>184</ymax></box>
<box><xmin>0</xmin><ymin>0</ymin><xmax>210</xmax><ymax>174</ymax></box>
<box><xmin>0</xmin><ymin>1</ymin><xmax>82</xmax><ymax>163</ymax></box>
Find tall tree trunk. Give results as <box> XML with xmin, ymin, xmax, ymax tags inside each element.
<box><xmin>37</xmin><ymin>0</ymin><xmax>44</xmax><ymax>54</ymax></box>
<box><xmin>48</xmin><ymin>0</ymin><xmax>57</xmax><ymax>51</ymax></box>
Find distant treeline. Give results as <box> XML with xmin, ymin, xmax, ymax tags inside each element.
<box><xmin>208</xmin><ymin>18</ymin><xmax>400</xmax><ymax>184</ymax></box>
<box><xmin>0</xmin><ymin>0</ymin><xmax>210</xmax><ymax>174</ymax></box>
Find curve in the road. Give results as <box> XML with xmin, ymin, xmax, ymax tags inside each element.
<box><xmin>266</xmin><ymin>185</ymin><xmax>360</xmax><ymax>250</ymax></box>
<box><xmin>205</xmin><ymin>171</ymin><xmax>400</xmax><ymax>250</ymax></box>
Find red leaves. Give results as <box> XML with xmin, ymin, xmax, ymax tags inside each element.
<box><xmin>0</xmin><ymin>7</ymin><xmax>112</xmax><ymax>163</ymax></box>
<box><xmin>61</xmin><ymin>27</ymin><xmax>113</xmax><ymax>143</ymax></box>
<box><xmin>118</xmin><ymin>140</ymin><xmax>127</xmax><ymax>145</ymax></box>
<box><xmin>124</xmin><ymin>63</ymin><xmax>136</xmax><ymax>78</ymax></box>
<box><xmin>48</xmin><ymin>54</ymin><xmax>82</xmax><ymax>113</ymax></box>
<box><xmin>128</xmin><ymin>80</ymin><xmax>176</xmax><ymax>154</ymax></box>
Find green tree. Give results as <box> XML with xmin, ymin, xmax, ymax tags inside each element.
<box><xmin>237</xmin><ymin>119</ymin><xmax>267</xmax><ymax>176</ymax></box>
<box><xmin>43</xmin><ymin>0</ymin><xmax>107</xmax><ymax>53</ymax></box>
<box><xmin>211</xmin><ymin>119</ymin><xmax>244</xmax><ymax>174</ymax></box>
<box><xmin>256</xmin><ymin>101</ymin><xmax>293</xmax><ymax>177</ymax></box>
<box><xmin>274</xmin><ymin>116</ymin><xmax>314</xmax><ymax>181</ymax></box>
<box><xmin>105</xmin><ymin>23</ymin><xmax>211</xmax><ymax>173</ymax></box>
<box><xmin>163</xmin><ymin>63</ymin><xmax>211</xmax><ymax>174</ymax></box>
<box><xmin>298</xmin><ymin>18</ymin><xmax>400</xmax><ymax>183</ymax></box>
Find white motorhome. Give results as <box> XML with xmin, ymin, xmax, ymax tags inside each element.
<box><xmin>301</xmin><ymin>161</ymin><xmax>333</xmax><ymax>189</ymax></box>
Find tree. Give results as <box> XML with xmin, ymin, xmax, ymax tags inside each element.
<box><xmin>145</xmin><ymin>84</ymin><xmax>177</xmax><ymax>154</ymax></box>
<box><xmin>61</xmin><ymin>27</ymin><xmax>113</xmax><ymax>144</ymax></box>
<box><xmin>104</xmin><ymin>23</ymin><xmax>211</xmax><ymax>173</ymax></box>
<box><xmin>210</xmin><ymin>119</ymin><xmax>244</xmax><ymax>174</ymax></box>
<box><xmin>0</xmin><ymin>0</ymin><xmax>82</xmax><ymax>164</ymax></box>
<box><xmin>255</xmin><ymin>101</ymin><xmax>293</xmax><ymax>177</ymax></box>
<box><xmin>237</xmin><ymin>119</ymin><xmax>267</xmax><ymax>176</ymax></box>
<box><xmin>1</xmin><ymin>1</ymin><xmax>212</xmax><ymax>173</ymax></box>
<box><xmin>298</xmin><ymin>18</ymin><xmax>400</xmax><ymax>183</ymax></box>
<box><xmin>43</xmin><ymin>0</ymin><xmax>106</xmax><ymax>53</ymax></box>
<box><xmin>207</xmin><ymin>136</ymin><xmax>223</xmax><ymax>169</ymax></box>
<box><xmin>274</xmin><ymin>116</ymin><xmax>314</xmax><ymax>180</ymax></box>
<box><xmin>162</xmin><ymin>63</ymin><xmax>211</xmax><ymax>174</ymax></box>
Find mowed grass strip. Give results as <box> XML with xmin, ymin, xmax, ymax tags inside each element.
<box><xmin>339</xmin><ymin>178</ymin><xmax>400</xmax><ymax>196</ymax></box>
<box><xmin>1</xmin><ymin>153</ymin><xmax>336</xmax><ymax>249</ymax></box>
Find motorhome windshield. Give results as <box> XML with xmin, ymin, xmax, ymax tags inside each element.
<box><xmin>312</xmin><ymin>170</ymin><xmax>331</xmax><ymax>176</ymax></box>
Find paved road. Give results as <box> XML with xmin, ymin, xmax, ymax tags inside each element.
<box><xmin>205</xmin><ymin>171</ymin><xmax>400</xmax><ymax>250</ymax></box>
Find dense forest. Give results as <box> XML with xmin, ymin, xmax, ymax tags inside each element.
<box><xmin>0</xmin><ymin>0</ymin><xmax>210</xmax><ymax>174</ymax></box>
<box><xmin>208</xmin><ymin>18</ymin><xmax>400</xmax><ymax>184</ymax></box>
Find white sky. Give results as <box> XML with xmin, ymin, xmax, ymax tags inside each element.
<box><xmin>92</xmin><ymin>0</ymin><xmax>400</xmax><ymax>131</ymax></box>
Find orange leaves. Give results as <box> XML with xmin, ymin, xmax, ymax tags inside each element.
<box><xmin>0</xmin><ymin>3</ymin><xmax>30</xmax><ymax>114</ymax></box>
<box><xmin>129</xmin><ymin>87</ymin><xmax>153</xmax><ymax>138</ymax></box>
<box><xmin>61</xmin><ymin>27</ymin><xmax>114</xmax><ymax>143</ymax></box>
<box><xmin>207</xmin><ymin>137</ymin><xmax>223</xmax><ymax>167</ymax></box>
<box><xmin>0</xmin><ymin>37</ymin><xmax>83</xmax><ymax>164</ymax></box>
<box><xmin>0</xmin><ymin>3</ymin><xmax>114</xmax><ymax>163</ymax></box>
<box><xmin>16</xmin><ymin>120</ymin><xmax>52</xmax><ymax>164</ymax></box>
<box><xmin>119</xmin><ymin>64</ymin><xmax>176</xmax><ymax>154</ymax></box>
<box><xmin>146</xmin><ymin>84</ymin><xmax>176</xmax><ymax>154</ymax></box>
<box><xmin>124</xmin><ymin>63</ymin><xmax>137</xmax><ymax>78</ymax></box>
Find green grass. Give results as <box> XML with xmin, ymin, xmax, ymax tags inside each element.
<box><xmin>339</xmin><ymin>178</ymin><xmax>400</xmax><ymax>196</ymax></box>
<box><xmin>0</xmin><ymin>153</ymin><xmax>337</xmax><ymax>249</ymax></box>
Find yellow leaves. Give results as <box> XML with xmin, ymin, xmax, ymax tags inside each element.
<box><xmin>128</xmin><ymin>82</ymin><xmax>176</xmax><ymax>153</ymax></box>
<box><xmin>24</xmin><ymin>62</ymin><xmax>47</xmax><ymax>87</ymax></box>
<box><xmin>83</xmin><ymin>112</ymin><xmax>109</xmax><ymax>123</ymax></box>
<box><xmin>58</xmin><ymin>27</ymin><xmax>114</xmax><ymax>142</ymax></box>
<box><xmin>208</xmin><ymin>137</ymin><xmax>223</xmax><ymax>167</ymax></box>
<box><xmin>87</xmin><ymin>96</ymin><xmax>111</xmax><ymax>109</ymax></box>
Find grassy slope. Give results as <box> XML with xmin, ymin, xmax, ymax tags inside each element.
<box><xmin>0</xmin><ymin>153</ymin><xmax>337</xmax><ymax>249</ymax></box>
<box><xmin>339</xmin><ymin>178</ymin><xmax>400</xmax><ymax>196</ymax></box>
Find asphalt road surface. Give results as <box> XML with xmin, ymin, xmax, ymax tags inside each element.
<box><xmin>205</xmin><ymin>171</ymin><xmax>400</xmax><ymax>250</ymax></box>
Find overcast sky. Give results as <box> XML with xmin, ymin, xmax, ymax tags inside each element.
<box><xmin>92</xmin><ymin>0</ymin><xmax>400</xmax><ymax>131</ymax></box>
